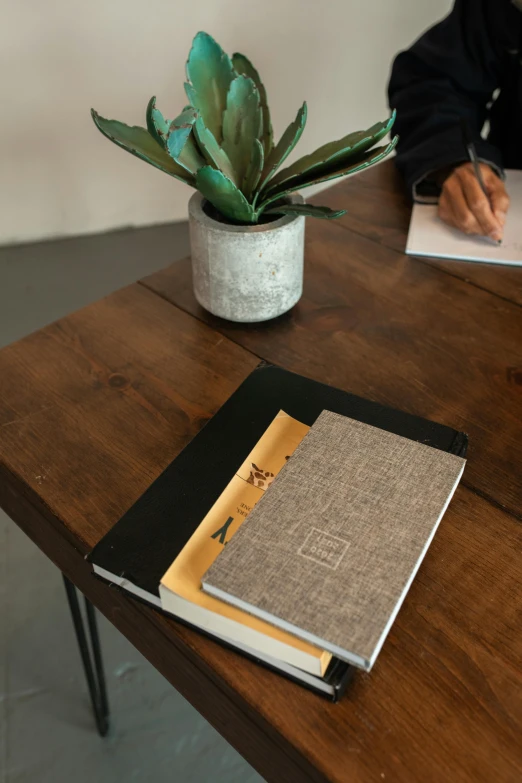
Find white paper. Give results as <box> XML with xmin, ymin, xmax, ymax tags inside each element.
<box><xmin>406</xmin><ymin>169</ymin><xmax>522</xmax><ymax>266</ymax></box>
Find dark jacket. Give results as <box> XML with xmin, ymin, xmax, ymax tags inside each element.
<box><xmin>388</xmin><ymin>0</ymin><xmax>522</xmax><ymax>196</ymax></box>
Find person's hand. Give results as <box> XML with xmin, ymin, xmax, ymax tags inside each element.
<box><xmin>438</xmin><ymin>162</ymin><xmax>509</xmax><ymax>242</ymax></box>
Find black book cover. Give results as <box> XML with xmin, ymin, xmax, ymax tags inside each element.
<box><xmin>88</xmin><ymin>361</ymin><xmax>467</xmax><ymax>699</ymax></box>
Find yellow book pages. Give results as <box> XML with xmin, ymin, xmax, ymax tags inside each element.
<box><xmin>160</xmin><ymin>411</ymin><xmax>332</xmax><ymax>676</ymax></box>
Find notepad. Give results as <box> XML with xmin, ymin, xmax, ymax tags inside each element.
<box><xmin>406</xmin><ymin>169</ymin><xmax>522</xmax><ymax>266</ymax></box>
<box><xmin>203</xmin><ymin>411</ymin><xmax>466</xmax><ymax>671</ymax></box>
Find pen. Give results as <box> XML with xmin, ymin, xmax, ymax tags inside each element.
<box><xmin>460</xmin><ymin>118</ymin><xmax>502</xmax><ymax>245</ymax></box>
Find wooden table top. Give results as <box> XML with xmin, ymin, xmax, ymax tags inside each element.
<box><xmin>1</xmin><ymin>160</ymin><xmax>521</xmax><ymax>783</ymax></box>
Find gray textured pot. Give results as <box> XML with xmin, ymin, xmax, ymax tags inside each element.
<box><xmin>188</xmin><ymin>192</ymin><xmax>305</xmax><ymax>323</ymax></box>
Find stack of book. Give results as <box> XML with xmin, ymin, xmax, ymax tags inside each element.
<box><xmin>88</xmin><ymin>364</ymin><xmax>467</xmax><ymax>701</ymax></box>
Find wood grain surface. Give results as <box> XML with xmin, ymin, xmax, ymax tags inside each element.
<box><xmin>1</xmin><ymin>168</ymin><xmax>522</xmax><ymax>783</ymax></box>
<box><xmin>142</xmin><ymin>224</ymin><xmax>522</xmax><ymax>520</ymax></box>
<box><xmin>312</xmin><ymin>160</ymin><xmax>522</xmax><ymax>306</ymax></box>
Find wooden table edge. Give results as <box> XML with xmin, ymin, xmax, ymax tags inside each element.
<box><xmin>0</xmin><ymin>388</ymin><xmax>330</xmax><ymax>783</ymax></box>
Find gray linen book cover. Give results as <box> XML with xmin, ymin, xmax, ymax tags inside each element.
<box><xmin>202</xmin><ymin>411</ymin><xmax>466</xmax><ymax>670</ymax></box>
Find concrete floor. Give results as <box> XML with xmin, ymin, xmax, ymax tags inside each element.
<box><xmin>0</xmin><ymin>225</ymin><xmax>263</xmax><ymax>783</ymax></box>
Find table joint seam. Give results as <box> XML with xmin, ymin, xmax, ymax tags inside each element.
<box><xmin>325</xmin><ymin>213</ymin><xmax>522</xmax><ymax>310</ymax></box>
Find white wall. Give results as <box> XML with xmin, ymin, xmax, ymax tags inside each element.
<box><xmin>0</xmin><ymin>0</ymin><xmax>452</xmax><ymax>245</ymax></box>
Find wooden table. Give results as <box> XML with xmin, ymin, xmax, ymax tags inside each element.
<box><xmin>1</xmin><ymin>160</ymin><xmax>521</xmax><ymax>783</ymax></box>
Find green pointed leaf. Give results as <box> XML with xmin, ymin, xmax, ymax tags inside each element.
<box><xmin>264</xmin><ymin>203</ymin><xmax>346</xmax><ymax>220</ymax></box>
<box><xmin>259</xmin><ymin>137</ymin><xmax>398</xmax><ymax>210</ymax></box>
<box><xmin>195</xmin><ymin>166</ymin><xmax>255</xmax><ymax>223</ymax></box>
<box><xmin>91</xmin><ymin>109</ymin><xmax>194</xmax><ymax>185</ymax></box>
<box><xmin>258</xmin><ymin>102</ymin><xmax>307</xmax><ymax>191</ymax></box>
<box><xmin>184</xmin><ymin>82</ymin><xmax>198</xmax><ymax>108</ymax></box>
<box><xmin>243</xmin><ymin>139</ymin><xmax>264</xmax><ymax>200</ymax></box>
<box><xmin>267</xmin><ymin>112</ymin><xmax>396</xmax><ymax>194</ymax></box>
<box><xmin>166</xmin><ymin>107</ymin><xmax>205</xmax><ymax>174</ymax></box>
<box><xmin>194</xmin><ymin>116</ymin><xmax>237</xmax><ymax>184</ymax></box>
<box><xmin>146</xmin><ymin>96</ymin><xmax>171</xmax><ymax>148</ymax></box>
<box><xmin>186</xmin><ymin>32</ymin><xmax>235</xmax><ymax>143</ymax></box>
<box><xmin>232</xmin><ymin>52</ymin><xmax>273</xmax><ymax>157</ymax></box>
<box><xmin>222</xmin><ymin>75</ymin><xmax>262</xmax><ymax>188</ymax></box>
<box><xmin>166</xmin><ymin>108</ymin><xmax>197</xmax><ymax>158</ymax></box>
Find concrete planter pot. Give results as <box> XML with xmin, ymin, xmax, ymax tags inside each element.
<box><xmin>188</xmin><ymin>192</ymin><xmax>305</xmax><ymax>323</ymax></box>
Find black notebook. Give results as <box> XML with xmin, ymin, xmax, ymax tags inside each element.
<box><xmin>88</xmin><ymin>362</ymin><xmax>467</xmax><ymax>700</ymax></box>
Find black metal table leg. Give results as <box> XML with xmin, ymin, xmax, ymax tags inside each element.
<box><xmin>63</xmin><ymin>575</ymin><xmax>110</xmax><ymax>736</ymax></box>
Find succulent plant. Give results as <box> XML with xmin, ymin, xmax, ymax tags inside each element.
<box><xmin>92</xmin><ymin>32</ymin><xmax>398</xmax><ymax>225</ymax></box>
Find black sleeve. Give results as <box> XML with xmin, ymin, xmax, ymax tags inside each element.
<box><xmin>388</xmin><ymin>0</ymin><xmax>508</xmax><ymax>195</ymax></box>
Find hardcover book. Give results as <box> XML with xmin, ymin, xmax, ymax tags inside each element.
<box><xmin>203</xmin><ymin>410</ymin><xmax>466</xmax><ymax>671</ymax></box>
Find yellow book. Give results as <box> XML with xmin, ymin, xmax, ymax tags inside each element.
<box><xmin>160</xmin><ymin>411</ymin><xmax>332</xmax><ymax>677</ymax></box>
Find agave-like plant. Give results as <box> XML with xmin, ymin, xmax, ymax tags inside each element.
<box><xmin>92</xmin><ymin>32</ymin><xmax>398</xmax><ymax>225</ymax></box>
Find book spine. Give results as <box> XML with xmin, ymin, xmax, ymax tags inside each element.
<box><xmin>449</xmin><ymin>430</ymin><xmax>469</xmax><ymax>457</ymax></box>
